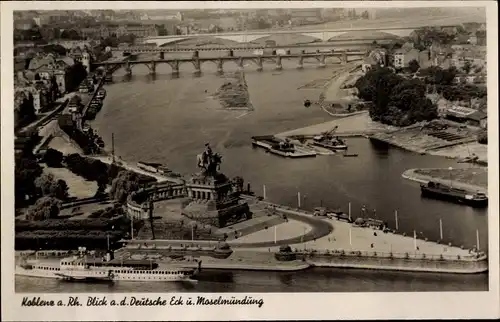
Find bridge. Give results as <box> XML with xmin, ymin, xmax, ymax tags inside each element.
<box><xmin>92</xmin><ymin>51</ymin><xmax>365</xmax><ymax>75</ymax></box>
<box><xmin>142</xmin><ymin>25</ymin><xmax>452</xmax><ymax>46</ymax></box>
<box><xmin>114</xmin><ymin>39</ymin><xmax>392</xmax><ymax>55</ymax></box>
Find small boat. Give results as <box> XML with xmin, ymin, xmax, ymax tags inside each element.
<box><xmin>343</xmin><ymin>153</ymin><xmax>358</xmax><ymax>157</ymax></box>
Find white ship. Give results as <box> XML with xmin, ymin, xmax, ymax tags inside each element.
<box><xmin>15</xmin><ymin>253</ymin><xmax>201</xmax><ymax>283</ymax></box>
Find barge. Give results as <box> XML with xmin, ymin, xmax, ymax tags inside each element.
<box><xmin>251</xmin><ymin>136</ymin><xmax>316</xmax><ymax>158</ymax></box>
<box><xmin>420</xmin><ymin>181</ymin><xmax>488</xmax><ymax>208</ymax></box>
<box><xmin>311</xmin><ymin>125</ymin><xmax>348</xmax><ymax>151</ymax></box>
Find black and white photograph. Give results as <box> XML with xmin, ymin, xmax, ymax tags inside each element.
<box><xmin>1</xmin><ymin>1</ymin><xmax>498</xmax><ymax>320</ymax></box>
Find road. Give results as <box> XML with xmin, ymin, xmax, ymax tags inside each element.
<box><xmin>89</xmin><ymin>155</ymin><xmax>184</xmax><ymax>184</ymax></box>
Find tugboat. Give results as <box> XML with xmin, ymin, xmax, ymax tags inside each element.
<box><xmin>312</xmin><ymin>126</ymin><xmax>348</xmax><ymax>151</ymax></box>
<box><xmin>420</xmin><ymin>181</ymin><xmax>488</xmax><ymax>208</ymax></box>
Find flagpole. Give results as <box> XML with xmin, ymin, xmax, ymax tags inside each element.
<box><xmin>263</xmin><ymin>184</ymin><xmax>266</xmax><ymax>200</ymax></box>
<box><xmin>348</xmin><ymin>202</ymin><xmax>351</xmax><ymax>221</ymax></box>
<box><xmin>131</xmin><ymin>217</ymin><xmax>134</xmax><ymax>240</ymax></box>
<box><xmin>395</xmin><ymin>210</ymin><xmax>399</xmax><ymax>230</ymax></box>
<box><xmin>274</xmin><ymin>225</ymin><xmax>277</xmax><ymax>244</ymax></box>
<box><xmin>297</xmin><ymin>192</ymin><xmax>301</xmax><ymax>208</ymax></box>
<box><xmin>476</xmin><ymin>229</ymin><xmax>480</xmax><ymax>251</ymax></box>
<box><xmin>349</xmin><ymin>227</ymin><xmax>352</xmax><ymax>247</ymax></box>
<box><xmin>439</xmin><ymin>218</ymin><xmax>443</xmax><ymax>240</ymax></box>
<box><xmin>413</xmin><ymin>230</ymin><xmax>417</xmax><ymax>250</ymax></box>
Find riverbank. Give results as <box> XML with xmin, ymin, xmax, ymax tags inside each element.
<box><xmin>402</xmin><ymin>168</ymin><xmax>488</xmax><ymax>194</ymax></box>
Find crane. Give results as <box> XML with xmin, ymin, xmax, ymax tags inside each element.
<box><xmin>314</xmin><ymin>125</ymin><xmax>339</xmax><ymax>141</ymax></box>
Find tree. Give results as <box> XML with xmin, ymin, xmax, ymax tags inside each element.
<box><xmin>25</xmin><ymin>197</ymin><xmax>62</xmax><ymax>221</ymax></box>
<box><xmin>463</xmin><ymin>61</ymin><xmax>472</xmax><ymax>74</ymax></box>
<box><xmin>110</xmin><ymin>171</ymin><xmax>141</xmax><ymax>203</ymax></box>
<box><xmin>355</xmin><ymin>67</ymin><xmax>438</xmax><ymax>126</ymax></box>
<box><xmin>232</xmin><ymin>176</ymin><xmax>245</xmax><ymax>192</ymax></box>
<box><xmin>43</xmin><ymin>148</ymin><xmax>64</xmax><ymax>167</ymax></box>
<box><xmin>34</xmin><ymin>173</ymin><xmax>69</xmax><ymax>200</ymax></box>
<box><xmin>477</xmin><ymin>131</ymin><xmax>487</xmax><ymax>144</ymax></box>
<box><xmin>408</xmin><ymin>59</ymin><xmax>420</xmax><ymax>73</ymax></box>
<box><xmin>15</xmin><ymin>152</ymin><xmax>43</xmax><ymax>206</ymax></box>
<box><xmin>60</xmin><ymin>29</ymin><xmax>81</xmax><ymax>40</ymax></box>
<box><xmin>66</xmin><ymin>62</ymin><xmax>88</xmax><ymax>92</ymax></box>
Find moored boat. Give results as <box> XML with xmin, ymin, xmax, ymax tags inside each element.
<box><xmin>16</xmin><ymin>252</ymin><xmax>201</xmax><ymax>283</ymax></box>
<box><xmin>420</xmin><ymin>181</ymin><xmax>488</xmax><ymax>208</ymax></box>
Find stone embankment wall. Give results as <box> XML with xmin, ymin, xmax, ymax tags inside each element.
<box><xmin>304</xmin><ymin>253</ymin><xmax>488</xmax><ymax>274</ymax></box>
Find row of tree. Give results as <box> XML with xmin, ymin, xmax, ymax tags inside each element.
<box><xmin>16</xmin><ymin>216</ymin><xmax>129</xmax><ymax>232</ymax></box>
<box><xmin>355</xmin><ymin>67</ymin><xmax>438</xmax><ymax>127</ymax></box>
<box><xmin>15</xmin><ymin>230</ymin><xmax>124</xmax><ymax>251</ymax></box>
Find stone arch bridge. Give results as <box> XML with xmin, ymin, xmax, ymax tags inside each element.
<box><xmin>92</xmin><ymin>50</ymin><xmax>365</xmax><ymax>76</ymax></box>
<box><xmin>142</xmin><ymin>26</ymin><xmax>427</xmax><ymax>47</ymax></box>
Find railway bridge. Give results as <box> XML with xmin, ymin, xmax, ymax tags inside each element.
<box><xmin>92</xmin><ymin>50</ymin><xmax>365</xmax><ymax>76</ymax></box>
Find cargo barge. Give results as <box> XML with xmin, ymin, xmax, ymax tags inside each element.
<box><xmin>420</xmin><ymin>181</ymin><xmax>488</xmax><ymax>208</ymax></box>
<box><xmin>251</xmin><ymin>136</ymin><xmax>316</xmax><ymax>158</ymax></box>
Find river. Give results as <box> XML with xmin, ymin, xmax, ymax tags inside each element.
<box><xmin>16</xmin><ymin>56</ymin><xmax>488</xmax><ymax>292</ymax></box>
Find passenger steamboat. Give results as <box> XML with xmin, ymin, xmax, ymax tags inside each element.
<box><xmin>420</xmin><ymin>181</ymin><xmax>488</xmax><ymax>208</ymax></box>
<box><xmin>15</xmin><ymin>252</ymin><xmax>201</xmax><ymax>283</ymax></box>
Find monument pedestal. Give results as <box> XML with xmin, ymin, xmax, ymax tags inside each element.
<box><xmin>183</xmin><ymin>172</ymin><xmax>251</xmax><ymax>228</ymax></box>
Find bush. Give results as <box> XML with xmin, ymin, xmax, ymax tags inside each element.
<box><xmin>15</xmin><ymin>216</ymin><xmax>130</xmax><ymax>232</ymax></box>
<box><xmin>15</xmin><ymin>230</ymin><xmax>124</xmax><ymax>250</ymax></box>
<box><xmin>25</xmin><ymin>197</ymin><xmax>62</xmax><ymax>221</ymax></box>
<box><xmin>43</xmin><ymin>148</ymin><xmax>63</xmax><ymax>167</ymax></box>
<box><xmin>478</xmin><ymin>131</ymin><xmax>487</xmax><ymax>144</ymax></box>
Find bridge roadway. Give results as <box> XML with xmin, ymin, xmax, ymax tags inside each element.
<box><xmin>143</xmin><ymin>24</ymin><xmax>456</xmax><ymax>45</ymax></box>
<box><xmin>92</xmin><ymin>51</ymin><xmax>364</xmax><ymax>74</ymax></box>
<box><xmin>116</xmin><ymin>39</ymin><xmax>392</xmax><ymax>54</ymax></box>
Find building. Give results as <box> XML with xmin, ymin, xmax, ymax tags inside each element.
<box><xmin>289</xmin><ymin>9</ymin><xmax>323</xmax><ymax>26</ymax></box>
<box><xmin>80</xmin><ymin>24</ymin><xmax>159</xmax><ymax>40</ymax></box>
<box><xmin>393</xmin><ymin>47</ymin><xmax>420</xmax><ymax>69</ymax></box>
<box><xmin>454</xmin><ymin>73</ymin><xmax>486</xmax><ymax>84</ymax></box>
<box><xmin>15</xmin><ymin>80</ymin><xmax>54</xmax><ymax>115</ymax></box>
<box><xmin>445</xmin><ymin>106</ymin><xmax>487</xmax><ymax>128</ymax></box>
<box><xmin>27</xmin><ymin>53</ymin><xmax>76</xmax><ymax>94</ymax></box>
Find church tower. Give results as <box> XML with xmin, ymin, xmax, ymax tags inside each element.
<box><xmin>81</xmin><ymin>50</ymin><xmax>91</xmax><ymax>74</ymax></box>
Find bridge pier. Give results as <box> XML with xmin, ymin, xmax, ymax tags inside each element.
<box><xmin>342</xmin><ymin>52</ymin><xmax>348</xmax><ymax>64</ymax></box>
<box><xmin>318</xmin><ymin>54</ymin><xmax>326</xmax><ymax>68</ymax></box>
<box><xmin>275</xmin><ymin>56</ymin><xmax>282</xmax><ymax>70</ymax></box>
<box><xmin>256</xmin><ymin>57</ymin><xmax>263</xmax><ymax>72</ymax></box>
<box><xmin>216</xmin><ymin>59</ymin><xmax>223</xmax><ymax>75</ymax></box>
<box><xmin>237</xmin><ymin>57</ymin><xmax>244</xmax><ymax>70</ymax></box>
<box><xmin>193</xmin><ymin>58</ymin><xmax>201</xmax><ymax>75</ymax></box>
<box><xmin>170</xmin><ymin>60</ymin><xmax>179</xmax><ymax>75</ymax></box>
<box><xmin>297</xmin><ymin>55</ymin><xmax>304</xmax><ymax>69</ymax></box>
<box><xmin>148</xmin><ymin>61</ymin><xmax>156</xmax><ymax>75</ymax></box>
<box><xmin>125</xmin><ymin>62</ymin><xmax>132</xmax><ymax>75</ymax></box>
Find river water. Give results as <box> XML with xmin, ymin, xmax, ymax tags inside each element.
<box><xmin>15</xmin><ymin>56</ymin><xmax>488</xmax><ymax>292</ymax></box>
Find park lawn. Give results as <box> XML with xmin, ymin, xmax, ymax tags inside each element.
<box><xmin>43</xmin><ymin>166</ymin><xmax>98</xmax><ymax>199</ymax></box>
<box><xmin>414</xmin><ymin>167</ymin><xmax>488</xmax><ymax>189</ymax></box>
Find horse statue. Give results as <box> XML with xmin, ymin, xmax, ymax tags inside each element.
<box><xmin>196</xmin><ymin>143</ymin><xmax>222</xmax><ymax>177</ymax></box>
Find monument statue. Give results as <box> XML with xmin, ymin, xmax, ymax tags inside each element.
<box><xmin>197</xmin><ymin>143</ymin><xmax>222</xmax><ymax>177</ymax></box>
<box><xmin>184</xmin><ymin>143</ymin><xmax>251</xmax><ymax>228</ymax></box>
